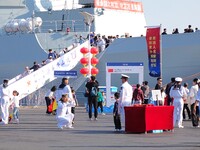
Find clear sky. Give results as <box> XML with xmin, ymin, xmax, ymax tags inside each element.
<box><xmin>140</xmin><ymin>0</ymin><xmax>200</xmax><ymax>34</ymax></box>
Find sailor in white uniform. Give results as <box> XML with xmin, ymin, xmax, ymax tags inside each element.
<box><xmin>0</xmin><ymin>79</ymin><xmax>11</xmax><ymax>125</ymax></box>
<box><xmin>56</xmin><ymin>94</ymin><xmax>75</xmax><ymax>130</ymax></box>
<box><xmin>55</xmin><ymin>77</ymin><xmax>73</xmax><ymax>102</ymax></box>
<box><xmin>119</xmin><ymin>74</ymin><xmax>133</xmax><ymax>127</ymax></box>
<box><xmin>170</xmin><ymin>77</ymin><xmax>186</xmax><ymax>128</ymax></box>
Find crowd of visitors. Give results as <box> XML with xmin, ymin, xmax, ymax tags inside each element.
<box><xmin>1</xmin><ymin>73</ymin><xmax>200</xmax><ymax>132</ymax></box>
<box><xmin>162</xmin><ymin>25</ymin><xmax>200</xmax><ymax>35</ymax></box>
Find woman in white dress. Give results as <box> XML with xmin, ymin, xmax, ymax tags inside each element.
<box><xmin>56</xmin><ymin>94</ymin><xmax>75</xmax><ymax>130</ymax></box>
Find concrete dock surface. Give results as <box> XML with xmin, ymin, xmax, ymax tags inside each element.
<box><xmin>0</xmin><ymin>107</ymin><xmax>199</xmax><ymax>150</ymax></box>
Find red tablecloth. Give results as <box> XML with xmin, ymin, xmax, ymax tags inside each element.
<box><xmin>124</xmin><ymin>105</ymin><xmax>174</xmax><ymax>133</ymax></box>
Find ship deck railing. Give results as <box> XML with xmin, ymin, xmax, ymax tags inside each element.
<box><xmin>39</xmin><ymin>19</ymin><xmax>88</xmax><ymax>33</ymax></box>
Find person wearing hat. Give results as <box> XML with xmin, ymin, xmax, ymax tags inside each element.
<box><xmin>119</xmin><ymin>74</ymin><xmax>133</xmax><ymax>127</ymax></box>
<box><xmin>189</xmin><ymin>78</ymin><xmax>199</xmax><ymax>127</ymax></box>
<box><xmin>170</xmin><ymin>77</ymin><xmax>186</xmax><ymax>128</ymax></box>
<box><xmin>0</xmin><ymin>79</ymin><xmax>11</xmax><ymax>125</ymax></box>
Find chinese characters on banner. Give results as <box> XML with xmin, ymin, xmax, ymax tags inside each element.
<box><xmin>94</xmin><ymin>0</ymin><xmax>143</xmax><ymax>13</ymax></box>
<box><xmin>146</xmin><ymin>27</ymin><xmax>161</xmax><ymax>77</ymax></box>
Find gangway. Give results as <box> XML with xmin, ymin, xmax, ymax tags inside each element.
<box><xmin>4</xmin><ymin>41</ymin><xmax>89</xmax><ymax>100</ymax></box>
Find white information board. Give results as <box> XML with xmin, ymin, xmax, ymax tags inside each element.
<box><xmin>106</xmin><ymin>62</ymin><xmax>144</xmax><ymax>107</ymax></box>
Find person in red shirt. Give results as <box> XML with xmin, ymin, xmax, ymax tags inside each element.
<box><xmin>132</xmin><ymin>84</ymin><xmax>144</xmax><ymax>105</ymax></box>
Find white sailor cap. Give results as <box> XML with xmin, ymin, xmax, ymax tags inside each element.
<box><xmin>175</xmin><ymin>77</ymin><xmax>182</xmax><ymax>82</ymax></box>
<box><xmin>121</xmin><ymin>74</ymin><xmax>130</xmax><ymax>79</ymax></box>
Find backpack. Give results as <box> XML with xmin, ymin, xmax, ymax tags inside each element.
<box><xmin>90</xmin><ymin>86</ymin><xmax>98</xmax><ymax>97</ymax></box>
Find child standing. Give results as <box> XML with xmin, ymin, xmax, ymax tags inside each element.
<box><xmin>12</xmin><ymin>90</ymin><xmax>20</xmax><ymax>124</ymax></box>
<box><xmin>113</xmin><ymin>92</ymin><xmax>121</xmax><ymax>131</ymax></box>
<box><xmin>56</xmin><ymin>94</ymin><xmax>75</xmax><ymax>130</ymax></box>
<box><xmin>97</xmin><ymin>88</ymin><xmax>105</xmax><ymax>115</ymax></box>
<box><xmin>71</xmin><ymin>89</ymin><xmax>78</xmax><ymax>124</ymax></box>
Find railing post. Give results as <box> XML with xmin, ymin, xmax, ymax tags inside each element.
<box><xmin>55</xmin><ymin>21</ymin><xmax>57</xmax><ymax>32</ymax></box>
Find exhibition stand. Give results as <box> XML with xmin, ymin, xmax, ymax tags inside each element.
<box><xmin>124</xmin><ymin>105</ymin><xmax>174</xmax><ymax>133</ymax></box>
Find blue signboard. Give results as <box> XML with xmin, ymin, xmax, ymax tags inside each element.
<box><xmin>54</xmin><ymin>71</ymin><xmax>77</xmax><ymax>78</ymax></box>
<box><xmin>107</xmin><ymin>62</ymin><xmax>143</xmax><ymax>66</ymax></box>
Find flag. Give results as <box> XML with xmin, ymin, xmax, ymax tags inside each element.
<box><xmin>146</xmin><ymin>27</ymin><xmax>161</xmax><ymax>77</ymax></box>
<box><xmin>52</xmin><ymin>100</ymin><xmax>58</xmax><ymax>111</ymax></box>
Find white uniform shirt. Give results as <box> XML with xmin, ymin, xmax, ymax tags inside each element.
<box><xmin>62</xmin><ymin>85</ymin><xmax>73</xmax><ymax>100</ymax></box>
<box><xmin>66</xmin><ymin>100</ymin><xmax>76</xmax><ymax>114</ymax></box>
<box><xmin>0</xmin><ymin>86</ymin><xmax>10</xmax><ymax>104</ymax></box>
<box><xmin>120</xmin><ymin>81</ymin><xmax>133</xmax><ymax>104</ymax></box>
<box><xmin>189</xmin><ymin>85</ymin><xmax>198</xmax><ymax>104</ymax></box>
<box><xmin>196</xmin><ymin>89</ymin><xmax>200</xmax><ymax>102</ymax></box>
<box><xmin>55</xmin><ymin>85</ymin><xmax>72</xmax><ymax>101</ymax></box>
<box><xmin>56</xmin><ymin>101</ymin><xmax>75</xmax><ymax>118</ymax></box>
<box><xmin>56</xmin><ymin>101</ymin><xmax>68</xmax><ymax>118</ymax></box>
<box><xmin>170</xmin><ymin>85</ymin><xmax>186</xmax><ymax>99</ymax></box>
<box><xmin>45</xmin><ymin>90</ymin><xmax>54</xmax><ymax>99</ymax></box>
<box><xmin>12</xmin><ymin>96</ymin><xmax>20</xmax><ymax>108</ymax></box>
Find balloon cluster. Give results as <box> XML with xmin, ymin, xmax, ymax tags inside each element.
<box><xmin>4</xmin><ymin>17</ymin><xmax>42</xmax><ymax>33</ymax></box>
<box><xmin>80</xmin><ymin>47</ymin><xmax>99</xmax><ymax>77</ymax></box>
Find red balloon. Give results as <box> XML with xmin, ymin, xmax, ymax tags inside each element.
<box><xmin>91</xmin><ymin>57</ymin><xmax>99</xmax><ymax>66</ymax></box>
<box><xmin>90</xmin><ymin>47</ymin><xmax>99</xmax><ymax>55</ymax></box>
<box><xmin>80</xmin><ymin>57</ymin><xmax>89</xmax><ymax>66</ymax></box>
<box><xmin>80</xmin><ymin>47</ymin><xmax>89</xmax><ymax>54</ymax></box>
<box><xmin>91</xmin><ymin>67</ymin><xmax>99</xmax><ymax>76</ymax></box>
<box><xmin>80</xmin><ymin>67</ymin><xmax>89</xmax><ymax>76</ymax></box>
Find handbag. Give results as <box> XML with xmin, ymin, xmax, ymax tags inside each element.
<box><xmin>48</xmin><ymin>103</ymin><xmax>53</xmax><ymax>113</ymax></box>
<box><xmin>84</xmin><ymin>88</ymin><xmax>89</xmax><ymax>97</ymax></box>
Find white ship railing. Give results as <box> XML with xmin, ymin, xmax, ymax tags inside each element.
<box><xmin>38</xmin><ymin>20</ymin><xmax>87</xmax><ymax>33</ymax></box>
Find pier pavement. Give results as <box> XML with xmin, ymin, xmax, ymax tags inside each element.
<box><xmin>0</xmin><ymin>107</ymin><xmax>199</xmax><ymax>150</ymax></box>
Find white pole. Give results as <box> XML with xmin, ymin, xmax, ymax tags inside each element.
<box><xmin>88</xmin><ymin>25</ymin><xmax>91</xmax><ymax>77</ymax></box>
<box><xmin>55</xmin><ymin>21</ymin><xmax>57</xmax><ymax>32</ymax></box>
<box><xmin>79</xmin><ymin>11</ymin><xmax>94</xmax><ymax>77</ymax></box>
<box><xmin>32</xmin><ymin>10</ymin><xmax>35</xmax><ymax>33</ymax></box>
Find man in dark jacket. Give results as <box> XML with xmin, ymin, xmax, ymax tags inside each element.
<box><xmin>165</xmin><ymin>77</ymin><xmax>175</xmax><ymax>105</ymax></box>
<box><xmin>30</xmin><ymin>61</ymin><xmax>40</xmax><ymax>71</ymax></box>
<box><xmin>85</xmin><ymin>76</ymin><xmax>99</xmax><ymax>120</ymax></box>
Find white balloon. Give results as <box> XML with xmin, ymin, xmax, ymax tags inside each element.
<box><xmin>4</xmin><ymin>23</ymin><xmax>12</xmax><ymax>32</ymax></box>
<box><xmin>11</xmin><ymin>22</ymin><xmax>19</xmax><ymax>32</ymax></box>
<box><xmin>34</xmin><ymin>17</ymin><xmax>43</xmax><ymax>27</ymax></box>
<box><xmin>25</xmin><ymin>20</ymin><xmax>33</xmax><ymax>31</ymax></box>
<box><xmin>19</xmin><ymin>19</ymin><xmax>28</xmax><ymax>32</ymax></box>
